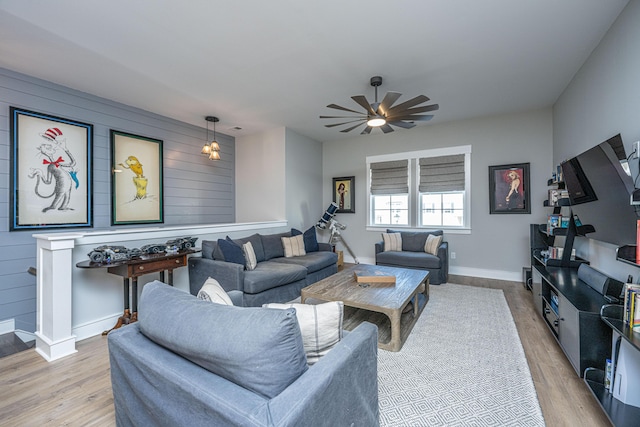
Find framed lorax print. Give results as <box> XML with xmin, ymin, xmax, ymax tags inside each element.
<box><xmin>111</xmin><ymin>130</ymin><xmax>164</xmax><ymax>225</ymax></box>
<box><xmin>9</xmin><ymin>107</ymin><xmax>93</xmax><ymax>230</ymax></box>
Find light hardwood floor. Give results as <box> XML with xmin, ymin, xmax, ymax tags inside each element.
<box><xmin>0</xmin><ymin>275</ymin><xmax>612</xmax><ymax>426</ymax></box>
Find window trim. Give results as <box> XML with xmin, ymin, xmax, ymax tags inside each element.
<box><xmin>366</xmin><ymin>145</ymin><xmax>471</xmax><ymax>231</ymax></box>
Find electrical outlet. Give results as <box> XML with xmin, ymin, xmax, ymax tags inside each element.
<box><xmin>451</xmin><ymin>252</ymin><xmax>456</xmax><ymax>259</ymax></box>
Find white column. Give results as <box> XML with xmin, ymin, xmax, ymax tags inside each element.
<box><xmin>33</xmin><ymin>233</ymin><xmax>82</xmax><ymax>361</ymax></box>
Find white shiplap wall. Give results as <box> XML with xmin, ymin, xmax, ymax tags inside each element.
<box><xmin>0</xmin><ymin>68</ymin><xmax>235</xmax><ymax>333</ymax></box>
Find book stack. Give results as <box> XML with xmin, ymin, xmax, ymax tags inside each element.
<box><xmin>623</xmin><ymin>283</ymin><xmax>640</xmax><ymax>330</ymax></box>
<box><xmin>547</xmin><ymin>214</ymin><xmax>561</xmax><ymax>233</ymax></box>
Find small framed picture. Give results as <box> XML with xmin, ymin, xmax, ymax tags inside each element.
<box><xmin>333</xmin><ymin>176</ymin><xmax>355</xmax><ymax>213</ymax></box>
<box><xmin>111</xmin><ymin>130</ymin><xmax>164</xmax><ymax>225</ymax></box>
<box><xmin>488</xmin><ymin>163</ymin><xmax>530</xmax><ymax>214</ymax></box>
<box><xmin>9</xmin><ymin>107</ymin><xmax>93</xmax><ymax>230</ymax></box>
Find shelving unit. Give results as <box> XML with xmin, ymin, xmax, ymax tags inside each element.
<box><xmin>584</xmin><ymin>305</ymin><xmax>640</xmax><ymax>427</ymax></box>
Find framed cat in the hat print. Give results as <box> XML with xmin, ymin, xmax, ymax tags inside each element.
<box><xmin>9</xmin><ymin>107</ymin><xmax>93</xmax><ymax>230</ymax></box>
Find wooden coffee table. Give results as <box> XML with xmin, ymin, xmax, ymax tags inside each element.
<box><xmin>301</xmin><ymin>264</ymin><xmax>429</xmax><ymax>351</ymax></box>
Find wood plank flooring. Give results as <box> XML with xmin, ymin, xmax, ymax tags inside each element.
<box><xmin>0</xmin><ymin>274</ymin><xmax>613</xmax><ymax>426</ymax></box>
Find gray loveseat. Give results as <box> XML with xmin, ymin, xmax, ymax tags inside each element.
<box><xmin>189</xmin><ymin>230</ymin><xmax>338</xmax><ymax>306</ymax></box>
<box><xmin>375</xmin><ymin>229</ymin><xmax>448</xmax><ymax>285</ymax></box>
<box><xmin>108</xmin><ymin>281</ymin><xmax>379</xmax><ymax>426</ymax></box>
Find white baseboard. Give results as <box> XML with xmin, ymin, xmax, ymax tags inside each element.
<box><xmin>73</xmin><ymin>313</ymin><xmax>122</xmax><ymax>341</ymax></box>
<box><xmin>349</xmin><ymin>257</ymin><xmax>522</xmax><ymax>282</ymax></box>
<box><xmin>0</xmin><ymin>319</ymin><xmax>15</xmax><ymax>335</ymax></box>
<box><xmin>450</xmin><ymin>266</ymin><xmax>521</xmax><ymax>282</ymax></box>
<box><xmin>14</xmin><ymin>330</ymin><xmax>35</xmax><ymax>343</ymax></box>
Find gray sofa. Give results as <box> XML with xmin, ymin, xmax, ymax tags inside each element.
<box><xmin>108</xmin><ymin>281</ymin><xmax>379</xmax><ymax>427</ymax></box>
<box><xmin>189</xmin><ymin>231</ymin><xmax>338</xmax><ymax>306</ymax></box>
<box><xmin>375</xmin><ymin>229</ymin><xmax>448</xmax><ymax>285</ymax></box>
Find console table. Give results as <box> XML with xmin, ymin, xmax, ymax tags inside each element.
<box><xmin>76</xmin><ymin>248</ymin><xmax>199</xmax><ymax>334</ymax></box>
<box><xmin>531</xmin><ymin>255</ymin><xmax>611</xmax><ymax>376</ymax></box>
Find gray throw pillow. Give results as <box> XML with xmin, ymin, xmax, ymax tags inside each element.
<box><xmin>138</xmin><ymin>281</ymin><xmax>308</xmax><ymax>399</ymax></box>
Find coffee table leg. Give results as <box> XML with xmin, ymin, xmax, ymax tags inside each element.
<box><xmin>388</xmin><ymin>310</ymin><xmax>402</xmax><ymax>352</ymax></box>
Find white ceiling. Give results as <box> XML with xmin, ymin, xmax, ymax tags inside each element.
<box><xmin>0</xmin><ymin>0</ymin><xmax>629</xmax><ymax>142</ymax></box>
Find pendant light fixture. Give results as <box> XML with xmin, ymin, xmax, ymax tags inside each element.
<box><xmin>202</xmin><ymin>116</ymin><xmax>221</xmax><ymax>160</ymax></box>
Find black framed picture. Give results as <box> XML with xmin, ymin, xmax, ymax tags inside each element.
<box><xmin>489</xmin><ymin>163</ymin><xmax>530</xmax><ymax>214</ymax></box>
<box><xmin>111</xmin><ymin>130</ymin><xmax>164</xmax><ymax>225</ymax></box>
<box><xmin>9</xmin><ymin>107</ymin><xmax>93</xmax><ymax>230</ymax></box>
<box><xmin>333</xmin><ymin>176</ymin><xmax>355</xmax><ymax>213</ymax></box>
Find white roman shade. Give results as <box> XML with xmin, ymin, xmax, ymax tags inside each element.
<box><xmin>419</xmin><ymin>154</ymin><xmax>465</xmax><ymax>192</ymax></box>
<box><xmin>370</xmin><ymin>160</ymin><xmax>409</xmax><ymax>195</ymax></box>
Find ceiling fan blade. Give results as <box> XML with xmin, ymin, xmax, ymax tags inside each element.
<box><xmin>320</xmin><ymin>115</ymin><xmax>366</xmax><ymax>119</ymax></box>
<box><xmin>340</xmin><ymin>122</ymin><xmax>366</xmax><ymax>133</ymax></box>
<box><xmin>361</xmin><ymin>126</ymin><xmax>373</xmax><ymax>135</ymax></box>
<box><xmin>324</xmin><ymin>119</ymin><xmax>365</xmax><ymax>128</ymax></box>
<box><xmin>380</xmin><ymin>124</ymin><xmax>394</xmax><ymax>134</ymax></box>
<box><xmin>377</xmin><ymin>92</ymin><xmax>402</xmax><ymax>116</ymax></box>
<box><xmin>390</xmin><ymin>104</ymin><xmax>439</xmax><ymax>116</ymax></box>
<box><xmin>351</xmin><ymin>95</ymin><xmax>377</xmax><ymax>116</ymax></box>
<box><xmin>386</xmin><ymin>114</ymin><xmax>434</xmax><ymax>122</ymax></box>
<box><xmin>387</xmin><ymin>95</ymin><xmax>430</xmax><ymax>114</ymax></box>
<box><xmin>388</xmin><ymin>121</ymin><xmax>416</xmax><ymax>129</ymax></box>
<box><xmin>326</xmin><ymin>103</ymin><xmax>364</xmax><ymax>114</ymax></box>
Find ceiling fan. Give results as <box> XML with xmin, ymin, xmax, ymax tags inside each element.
<box><xmin>320</xmin><ymin>76</ymin><xmax>439</xmax><ymax>135</ymax></box>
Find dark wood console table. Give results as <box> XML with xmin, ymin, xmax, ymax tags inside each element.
<box><xmin>76</xmin><ymin>248</ymin><xmax>200</xmax><ymax>334</ymax></box>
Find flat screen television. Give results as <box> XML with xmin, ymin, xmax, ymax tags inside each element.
<box><xmin>560</xmin><ymin>134</ymin><xmax>639</xmax><ymax>246</ymax></box>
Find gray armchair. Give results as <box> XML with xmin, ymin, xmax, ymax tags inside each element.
<box><xmin>375</xmin><ymin>229</ymin><xmax>448</xmax><ymax>285</ymax></box>
<box><xmin>108</xmin><ymin>281</ymin><xmax>379</xmax><ymax>427</ymax></box>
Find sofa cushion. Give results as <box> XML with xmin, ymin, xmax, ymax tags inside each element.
<box><xmin>261</xmin><ymin>232</ymin><xmax>291</xmax><ymax>260</ymax></box>
<box><xmin>263</xmin><ymin>301</ymin><xmax>344</xmax><ymax>365</ymax></box>
<box><xmin>197</xmin><ymin>277</ymin><xmax>234</xmax><ymax>305</ymax></box>
<box><xmin>138</xmin><ymin>281</ymin><xmax>308</xmax><ymax>399</ymax></box>
<box><xmin>201</xmin><ymin>239</ymin><xmax>216</xmax><ymax>260</ymax></box>
<box><xmin>382</xmin><ymin>232</ymin><xmax>403</xmax><ymax>251</ymax></box>
<box><xmin>282</xmin><ymin>235</ymin><xmax>306</xmax><ymax>257</ymax></box>
<box><xmin>218</xmin><ymin>237</ymin><xmax>246</xmax><ymax>266</ymax></box>
<box><xmin>234</xmin><ymin>233</ymin><xmax>265</xmax><ymax>263</ymax></box>
<box><xmin>272</xmin><ymin>251</ymin><xmax>338</xmax><ymax>274</ymax></box>
<box><xmin>376</xmin><ymin>250</ymin><xmax>442</xmax><ymax>270</ymax></box>
<box><xmin>424</xmin><ymin>234</ymin><xmax>443</xmax><ymax>255</ymax></box>
<box><xmin>243</xmin><ymin>261</ymin><xmax>308</xmax><ymax>294</ymax></box>
<box><xmin>292</xmin><ymin>227</ymin><xmax>320</xmax><ymax>253</ymax></box>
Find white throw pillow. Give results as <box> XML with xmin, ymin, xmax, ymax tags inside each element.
<box><xmin>281</xmin><ymin>234</ymin><xmax>306</xmax><ymax>257</ymax></box>
<box><xmin>243</xmin><ymin>241</ymin><xmax>258</xmax><ymax>270</ymax></box>
<box><xmin>263</xmin><ymin>301</ymin><xmax>344</xmax><ymax>365</ymax></box>
<box><xmin>197</xmin><ymin>277</ymin><xmax>234</xmax><ymax>305</ymax></box>
<box><xmin>382</xmin><ymin>232</ymin><xmax>402</xmax><ymax>252</ymax></box>
<box><xmin>424</xmin><ymin>234</ymin><xmax>443</xmax><ymax>255</ymax></box>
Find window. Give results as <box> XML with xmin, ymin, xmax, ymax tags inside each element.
<box><xmin>367</xmin><ymin>146</ymin><xmax>471</xmax><ymax>230</ymax></box>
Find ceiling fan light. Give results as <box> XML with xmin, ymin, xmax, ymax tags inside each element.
<box><xmin>367</xmin><ymin>116</ymin><xmax>386</xmax><ymax>127</ymax></box>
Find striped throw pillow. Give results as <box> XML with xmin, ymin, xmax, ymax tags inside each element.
<box><xmin>281</xmin><ymin>234</ymin><xmax>306</xmax><ymax>257</ymax></box>
<box><xmin>243</xmin><ymin>241</ymin><xmax>258</xmax><ymax>270</ymax></box>
<box><xmin>424</xmin><ymin>234</ymin><xmax>443</xmax><ymax>255</ymax></box>
<box><xmin>382</xmin><ymin>232</ymin><xmax>402</xmax><ymax>251</ymax></box>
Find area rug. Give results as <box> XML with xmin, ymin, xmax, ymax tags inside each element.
<box><xmin>377</xmin><ymin>283</ymin><xmax>545</xmax><ymax>426</ymax></box>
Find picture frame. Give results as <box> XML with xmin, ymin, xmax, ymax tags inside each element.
<box><xmin>111</xmin><ymin>130</ymin><xmax>164</xmax><ymax>225</ymax></box>
<box><xmin>488</xmin><ymin>163</ymin><xmax>530</xmax><ymax>214</ymax></box>
<box><xmin>9</xmin><ymin>107</ymin><xmax>93</xmax><ymax>230</ymax></box>
<box><xmin>333</xmin><ymin>176</ymin><xmax>355</xmax><ymax>213</ymax></box>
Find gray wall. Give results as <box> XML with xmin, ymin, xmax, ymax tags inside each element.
<box><xmin>553</xmin><ymin>0</ymin><xmax>640</xmax><ymax>282</ymax></box>
<box><xmin>322</xmin><ymin>108</ymin><xmax>553</xmax><ymax>281</ymax></box>
<box><xmin>285</xmin><ymin>128</ymin><xmax>324</xmax><ymax>231</ymax></box>
<box><xmin>0</xmin><ymin>68</ymin><xmax>235</xmax><ymax>332</ymax></box>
